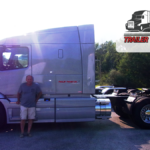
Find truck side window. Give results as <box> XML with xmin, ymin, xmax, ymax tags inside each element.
<box><xmin>2</xmin><ymin>47</ymin><xmax>29</xmax><ymax>70</ymax></box>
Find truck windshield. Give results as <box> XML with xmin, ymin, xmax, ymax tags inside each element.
<box><xmin>132</xmin><ymin>14</ymin><xmax>143</xmax><ymax>19</ymax></box>
<box><xmin>132</xmin><ymin>14</ymin><xmax>136</xmax><ymax>19</ymax></box>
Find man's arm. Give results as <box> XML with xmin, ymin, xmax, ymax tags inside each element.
<box><xmin>16</xmin><ymin>93</ymin><xmax>21</xmax><ymax>104</ymax></box>
<box><xmin>36</xmin><ymin>92</ymin><xmax>42</xmax><ymax>103</ymax></box>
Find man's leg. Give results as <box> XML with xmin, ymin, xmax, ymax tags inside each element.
<box><xmin>28</xmin><ymin>119</ymin><xmax>33</xmax><ymax>134</ymax></box>
<box><xmin>21</xmin><ymin>120</ymin><xmax>26</xmax><ymax>134</ymax></box>
<box><xmin>27</xmin><ymin>107</ymin><xmax>35</xmax><ymax>135</ymax></box>
<box><xmin>20</xmin><ymin>106</ymin><xmax>27</xmax><ymax>134</ymax></box>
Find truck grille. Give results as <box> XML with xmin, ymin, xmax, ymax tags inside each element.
<box><xmin>128</xmin><ymin>21</ymin><xmax>134</xmax><ymax>28</ymax></box>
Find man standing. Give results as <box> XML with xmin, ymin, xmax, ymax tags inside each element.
<box><xmin>16</xmin><ymin>75</ymin><xmax>42</xmax><ymax>138</ymax></box>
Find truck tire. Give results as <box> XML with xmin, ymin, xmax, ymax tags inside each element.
<box><xmin>133</xmin><ymin>98</ymin><xmax>150</xmax><ymax>129</ymax></box>
<box><xmin>0</xmin><ymin>103</ymin><xmax>6</xmax><ymax>128</ymax></box>
<box><xmin>112</xmin><ymin>105</ymin><xmax>128</xmax><ymax>118</ymax></box>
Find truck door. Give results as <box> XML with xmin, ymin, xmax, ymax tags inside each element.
<box><xmin>0</xmin><ymin>45</ymin><xmax>32</xmax><ymax>122</ymax></box>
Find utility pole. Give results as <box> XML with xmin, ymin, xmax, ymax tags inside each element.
<box><xmin>99</xmin><ymin>59</ymin><xmax>101</xmax><ymax>80</ymax></box>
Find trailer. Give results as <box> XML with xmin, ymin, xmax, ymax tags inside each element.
<box><xmin>125</xmin><ymin>10</ymin><xmax>150</xmax><ymax>31</ymax></box>
<box><xmin>98</xmin><ymin>89</ymin><xmax>150</xmax><ymax>129</ymax></box>
<box><xmin>0</xmin><ymin>24</ymin><xmax>111</xmax><ymax>128</ymax></box>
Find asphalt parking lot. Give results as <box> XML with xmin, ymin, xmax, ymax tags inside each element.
<box><xmin>0</xmin><ymin>112</ymin><xmax>150</xmax><ymax>150</ymax></box>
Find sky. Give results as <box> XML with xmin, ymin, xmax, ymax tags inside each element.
<box><xmin>0</xmin><ymin>0</ymin><xmax>150</xmax><ymax>44</ymax></box>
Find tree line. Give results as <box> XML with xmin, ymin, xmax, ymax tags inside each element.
<box><xmin>95</xmin><ymin>41</ymin><xmax>150</xmax><ymax>88</ymax></box>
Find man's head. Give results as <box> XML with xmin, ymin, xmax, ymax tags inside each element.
<box><xmin>26</xmin><ymin>75</ymin><xmax>34</xmax><ymax>85</ymax></box>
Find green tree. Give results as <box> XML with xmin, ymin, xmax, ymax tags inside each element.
<box><xmin>95</xmin><ymin>41</ymin><xmax>122</xmax><ymax>85</ymax></box>
<box><xmin>107</xmin><ymin>69</ymin><xmax>125</xmax><ymax>86</ymax></box>
<box><xmin>118</xmin><ymin>53</ymin><xmax>150</xmax><ymax>87</ymax></box>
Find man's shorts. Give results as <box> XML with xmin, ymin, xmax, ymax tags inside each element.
<box><xmin>20</xmin><ymin>105</ymin><xmax>36</xmax><ymax>120</ymax></box>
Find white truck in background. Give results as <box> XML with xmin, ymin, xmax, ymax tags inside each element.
<box><xmin>0</xmin><ymin>24</ymin><xmax>111</xmax><ymax>128</ymax></box>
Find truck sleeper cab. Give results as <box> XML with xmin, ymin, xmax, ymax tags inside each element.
<box><xmin>0</xmin><ymin>25</ymin><xmax>111</xmax><ymax>128</ymax></box>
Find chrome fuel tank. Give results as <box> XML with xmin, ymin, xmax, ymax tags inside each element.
<box><xmin>95</xmin><ymin>98</ymin><xmax>111</xmax><ymax>119</ymax></box>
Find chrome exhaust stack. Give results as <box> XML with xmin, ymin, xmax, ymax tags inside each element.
<box><xmin>95</xmin><ymin>98</ymin><xmax>111</xmax><ymax>119</ymax></box>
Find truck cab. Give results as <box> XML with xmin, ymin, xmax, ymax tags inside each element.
<box><xmin>0</xmin><ymin>25</ymin><xmax>111</xmax><ymax>128</ymax></box>
<box><xmin>125</xmin><ymin>10</ymin><xmax>150</xmax><ymax>31</ymax></box>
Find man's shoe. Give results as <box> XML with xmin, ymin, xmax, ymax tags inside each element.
<box><xmin>27</xmin><ymin>133</ymin><xmax>32</xmax><ymax>137</ymax></box>
<box><xmin>20</xmin><ymin>133</ymin><xmax>24</xmax><ymax>138</ymax></box>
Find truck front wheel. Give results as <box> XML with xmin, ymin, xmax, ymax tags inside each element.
<box><xmin>133</xmin><ymin>98</ymin><xmax>150</xmax><ymax>129</ymax></box>
<box><xmin>0</xmin><ymin>103</ymin><xmax>6</xmax><ymax>128</ymax></box>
